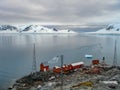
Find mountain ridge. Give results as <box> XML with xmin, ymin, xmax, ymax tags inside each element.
<box><xmin>0</xmin><ymin>25</ymin><xmax>76</xmax><ymax>33</ymax></box>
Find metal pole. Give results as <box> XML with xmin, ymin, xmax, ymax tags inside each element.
<box><xmin>113</xmin><ymin>39</ymin><xmax>117</xmax><ymax>67</ymax></box>
<box><xmin>32</xmin><ymin>43</ymin><xmax>37</xmax><ymax>73</ymax></box>
<box><xmin>60</xmin><ymin>55</ymin><xmax>63</xmax><ymax>90</ymax></box>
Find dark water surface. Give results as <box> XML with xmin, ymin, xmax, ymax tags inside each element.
<box><xmin>0</xmin><ymin>32</ymin><xmax>120</xmax><ymax>89</ymax></box>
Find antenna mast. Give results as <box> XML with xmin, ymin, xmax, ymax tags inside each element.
<box><xmin>113</xmin><ymin>39</ymin><xmax>117</xmax><ymax>67</ymax></box>
<box><xmin>60</xmin><ymin>55</ymin><xmax>64</xmax><ymax>90</ymax></box>
<box><xmin>32</xmin><ymin>43</ymin><xmax>37</xmax><ymax>73</ymax></box>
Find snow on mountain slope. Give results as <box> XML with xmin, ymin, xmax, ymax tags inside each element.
<box><xmin>0</xmin><ymin>25</ymin><xmax>77</xmax><ymax>34</ymax></box>
<box><xmin>87</xmin><ymin>24</ymin><xmax>120</xmax><ymax>34</ymax></box>
<box><xmin>0</xmin><ymin>30</ymin><xmax>18</xmax><ymax>33</ymax></box>
<box><xmin>20</xmin><ymin>25</ymin><xmax>76</xmax><ymax>33</ymax></box>
<box><xmin>16</xmin><ymin>25</ymin><xmax>30</xmax><ymax>31</ymax></box>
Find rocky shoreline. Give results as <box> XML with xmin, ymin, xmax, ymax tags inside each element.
<box><xmin>9</xmin><ymin>66</ymin><xmax>120</xmax><ymax>90</ymax></box>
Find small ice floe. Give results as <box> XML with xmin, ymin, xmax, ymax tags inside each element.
<box><xmin>85</xmin><ymin>54</ymin><xmax>93</xmax><ymax>59</ymax></box>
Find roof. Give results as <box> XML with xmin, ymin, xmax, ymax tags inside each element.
<box><xmin>54</xmin><ymin>66</ymin><xmax>60</xmax><ymax>68</ymax></box>
<box><xmin>71</xmin><ymin>62</ymin><xmax>84</xmax><ymax>66</ymax></box>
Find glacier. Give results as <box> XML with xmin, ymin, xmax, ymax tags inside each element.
<box><xmin>0</xmin><ymin>25</ymin><xmax>77</xmax><ymax>34</ymax></box>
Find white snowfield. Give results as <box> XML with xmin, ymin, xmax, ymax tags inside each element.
<box><xmin>87</xmin><ymin>24</ymin><xmax>120</xmax><ymax>35</ymax></box>
<box><xmin>0</xmin><ymin>25</ymin><xmax>77</xmax><ymax>34</ymax></box>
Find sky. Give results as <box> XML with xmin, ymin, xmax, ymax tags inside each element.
<box><xmin>0</xmin><ymin>0</ymin><xmax>120</xmax><ymax>25</ymax></box>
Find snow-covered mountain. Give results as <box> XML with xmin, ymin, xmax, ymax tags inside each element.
<box><xmin>0</xmin><ymin>25</ymin><xmax>17</xmax><ymax>30</ymax></box>
<box><xmin>87</xmin><ymin>24</ymin><xmax>120</xmax><ymax>34</ymax></box>
<box><xmin>0</xmin><ymin>25</ymin><xmax>18</xmax><ymax>33</ymax></box>
<box><xmin>0</xmin><ymin>25</ymin><xmax>76</xmax><ymax>34</ymax></box>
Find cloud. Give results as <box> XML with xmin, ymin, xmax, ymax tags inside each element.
<box><xmin>0</xmin><ymin>0</ymin><xmax>120</xmax><ymax>25</ymax></box>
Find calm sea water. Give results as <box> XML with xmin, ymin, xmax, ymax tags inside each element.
<box><xmin>0</xmin><ymin>27</ymin><xmax>120</xmax><ymax>89</ymax></box>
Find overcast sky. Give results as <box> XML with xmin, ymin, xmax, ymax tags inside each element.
<box><xmin>0</xmin><ymin>0</ymin><xmax>120</xmax><ymax>25</ymax></box>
